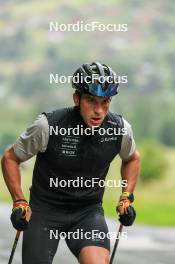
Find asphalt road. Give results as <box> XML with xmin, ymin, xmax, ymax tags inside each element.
<box><xmin>0</xmin><ymin>203</ymin><xmax>175</xmax><ymax>264</ymax></box>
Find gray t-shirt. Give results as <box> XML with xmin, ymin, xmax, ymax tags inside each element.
<box><xmin>13</xmin><ymin>114</ymin><xmax>136</xmax><ymax>162</ymax></box>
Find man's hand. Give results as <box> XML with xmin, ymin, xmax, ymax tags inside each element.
<box><xmin>11</xmin><ymin>199</ymin><xmax>32</xmax><ymax>231</ymax></box>
<box><xmin>116</xmin><ymin>192</ymin><xmax>136</xmax><ymax>226</ymax></box>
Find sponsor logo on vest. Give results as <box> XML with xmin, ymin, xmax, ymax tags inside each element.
<box><xmin>100</xmin><ymin>136</ymin><xmax>118</xmax><ymax>142</ymax></box>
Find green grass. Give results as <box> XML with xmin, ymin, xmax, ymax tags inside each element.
<box><xmin>0</xmin><ymin>146</ymin><xmax>175</xmax><ymax>226</ymax></box>
<box><xmin>103</xmin><ymin>146</ymin><xmax>175</xmax><ymax>226</ymax></box>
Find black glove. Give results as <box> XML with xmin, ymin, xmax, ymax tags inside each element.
<box><xmin>11</xmin><ymin>199</ymin><xmax>30</xmax><ymax>231</ymax></box>
<box><xmin>116</xmin><ymin>192</ymin><xmax>136</xmax><ymax>226</ymax></box>
<box><xmin>118</xmin><ymin>205</ymin><xmax>136</xmax><ymax>226</ymax></box>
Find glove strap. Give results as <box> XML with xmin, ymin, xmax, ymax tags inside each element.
<box><xmin>13</xmin><ymin>199</ymin><xmax>30</xmax><ymax>218</ymax></box>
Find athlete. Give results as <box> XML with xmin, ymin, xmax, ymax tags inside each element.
<box><xmin>1</xmin><ymin>62</ymin><xmax>140</xmax><ymax>264</ymax></box>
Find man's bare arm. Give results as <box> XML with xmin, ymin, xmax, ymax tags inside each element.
<box><xmin>121</xmin><ymin>149</ymin><xmax>140</xmax><ymax>193</ymax></box>
<box><xmin>1</xmin><ymin>147</ymin><xmax>25</xmax><ymax>201</ymax></box>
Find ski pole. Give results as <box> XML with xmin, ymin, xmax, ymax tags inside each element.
<box><xmin>8</xmin><ymin>230</ymin><xmax>21</xmax><ymax>264</ymax></box>
<box><xmin>109</xmin><ymin>224</ymin><xmax>123</xmax><ymax>264</ymax></box>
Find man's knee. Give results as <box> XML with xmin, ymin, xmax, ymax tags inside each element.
<box><xmin>79</xmin><ymin>246</ymin><xmax>110</xmax><ymax>264</ymax></box>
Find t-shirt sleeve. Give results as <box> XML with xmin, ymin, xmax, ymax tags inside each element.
<box><xmin>119</xmin><ymin>118</ymin><xmax>136</xmax><ymax>160</ymax></box>
<box><xmin>13</xmin><ymin>114</ymin><xmax>49</xmax><ymax>161</ymax></box>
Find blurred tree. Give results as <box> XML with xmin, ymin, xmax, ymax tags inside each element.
<box><xmin>159</xmin><ymin>119</ymin><xmax>175</xmax><ymax>146</ymax></box>
<box><xmin>138</xmin><ymin>141</ymin><xmax>167</xmax><ymax>182</ymax></box>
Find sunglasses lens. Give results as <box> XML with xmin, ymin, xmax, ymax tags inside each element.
<box><xmin>88</xmin><ymin>83</ymin><xmax>118</xmax><ymax>96</ymax></box>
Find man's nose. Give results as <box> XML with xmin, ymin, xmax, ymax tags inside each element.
<box><xmin>94</xmin><ymin>103</ymin><xmax>103</xmax><ymax>115</ymax></box>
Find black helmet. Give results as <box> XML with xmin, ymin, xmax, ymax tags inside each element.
<box><xmin>72</xmin><ymin>62</ymin><xmax>119</xmax><ymax>97</ymax></box>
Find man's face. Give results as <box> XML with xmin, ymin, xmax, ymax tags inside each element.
<box><xmin>73</xmin><ymin>93</ymin><xmax>111</xmax><ymax>127</ymax></box>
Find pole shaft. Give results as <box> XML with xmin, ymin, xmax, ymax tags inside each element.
<box><xmin>109</xmin><ymin>224</ymin><xmax>123</xmax><ymax>264</ymax></box>
<box><xmin>8</xmin><ymin>231</ymin><xmax>21</xmax><ymax>264</ymax></box>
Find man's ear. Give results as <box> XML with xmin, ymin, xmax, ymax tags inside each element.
<box><xmin>73</xmin><ymin>93</ymin><xmax>79</xmax><ymax>106</ymax></box>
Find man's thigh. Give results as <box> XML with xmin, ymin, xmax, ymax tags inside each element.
<box><xmin>65</xmin><ymin>204</ymin><xmax>110</xmax><ymax>261</ymax></box>
<box><xmin>22</xmin><ymin>209</ymin><xmax>59</xmax><ymax>264</ymax></box>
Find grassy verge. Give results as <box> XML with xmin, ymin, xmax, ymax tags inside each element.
<box><xmin>103</xmin><ymin>146</ymin><xmax>175</xmax><ymax>226</ymax></box>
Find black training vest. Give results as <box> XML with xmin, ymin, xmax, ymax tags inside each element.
<box><xmin>30</xmin><ymin>106</ymin><xmax>124</xmax><ymax>208</ymax></box>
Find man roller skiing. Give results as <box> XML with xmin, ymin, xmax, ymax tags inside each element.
<box><xmin>1</xmin><ymin>62</ymin><xmax>140</xmax><ymax>264</ymax></box>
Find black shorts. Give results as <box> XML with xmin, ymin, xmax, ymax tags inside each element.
<box><xmin>22</xmin><ymin>203</ymin><xmax>110</xmax><ymax>264</ymax></box>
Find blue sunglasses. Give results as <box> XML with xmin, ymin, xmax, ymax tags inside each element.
<box><xmin>88</xmin><ymin>83</ymin><xmax>119</xmax><ymax>97</ymax></box>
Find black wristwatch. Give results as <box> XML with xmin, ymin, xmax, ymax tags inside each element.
<box><xmin>122</xmin><ymin>192</ymin><xmax>134</xmax><ymax>203</ymax></box>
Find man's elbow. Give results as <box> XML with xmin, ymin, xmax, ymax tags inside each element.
<box><xmin>1</xmin><ymin>148</ymin><xmax>20</xmax><ymax>167</ymax></box>
<box><xmin>1</xmin><ymin>149</ymin><xmax>10</xmax><ymax>168</ymax></box>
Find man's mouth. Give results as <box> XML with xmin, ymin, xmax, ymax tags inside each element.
<box><xmin>90</xmin><ymin>117</ymin><xmax>102</xmax><ymax>125</ymax></box>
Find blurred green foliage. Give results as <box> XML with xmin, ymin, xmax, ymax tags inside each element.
<box><xmin>138</xmin><ymin>141</ymin><xmax>168</xmax><ymax>182</ymax></box>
